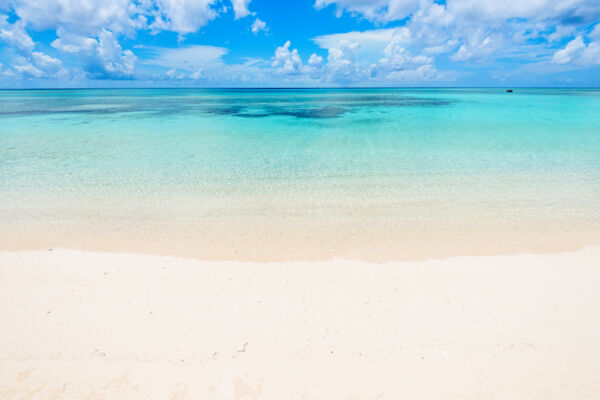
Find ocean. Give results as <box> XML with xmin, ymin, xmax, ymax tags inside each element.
<box><xmin>1</xmin><ymin>88</ymin><xmax>599</xmax><ymax>260</ymax></box>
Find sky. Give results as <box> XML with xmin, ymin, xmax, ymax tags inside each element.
<box><xmin>0</xmin><ymin>0</ymin><xmax>599</xmax><ymax>88</ymax></box>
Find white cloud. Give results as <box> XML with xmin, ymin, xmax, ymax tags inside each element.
<box><xmin>145</xmin><ymin>45</ymin><xmax>274</xmax><ymax>83</ymax></box>
<box><xmin>379</xmin><ymin>37</ymin><xmax>432</xmax><ymax>69</ymax></box>
<box><xmin>165</xmin><ymin>67</ymin><xmax>185</xmax><ymax>79</ymax></box>
<box><xmin>10</xmin><ymin>0</ymin><xmax>220</xmax><ymax>36</ymax></box>
<box><xmin>313</xmin><ymin>27</ymin><xmax>442</xmax><ymax>83</ymax></box>
<box><xmin>0</xmin><ymin>14</ymin><xmax>67</xmax><ymax>79</ymax></box>
<box><xmin>190</xmin><ymin>68</ymin><xmax>205</xmax><ymax>79</ymax></box>
<box><xmin>51</xmin><ymin>29</ymin><xmax>97</xmax><ymax>53</ymax></box>
<box><xmin>314</xmin><ymin>27</ymin><xmax>406</xmax><ymax>49</ymax></box>
<box><xmin>579</xmin><ymin>42</ymin><xmax>600</xmax><ymax>64</ymax></box>
<box><xmin>1</xmin><ymin>0</ymin><xmax>599</xmax><ymax>85</ymax></box>
<box><xmin>590</xmin><ymin>24</ymin><xmax>600</xmax><ymax>40</ymax></box>
<box><xmin>152</xmin><ymin>0</ymin><xmax>218</xmax><ymax>34</ymax></box>
<box><xmin>50</xmin><ymin>28</ymin><xmax>136</xmax><ymax>78</ymax></box>
<box><xmin>145</xmin><ymin>45</ymin><xmax>227</xmax><ymax>72</ymax></box>
<box><xmin>326</xmin><ymin>40</ymin><xmax>360</xmax><ymax>79</ymax></box>
<box><xmin>446</xmin><ymin>0</ymin><xmax>600</xmax><ymax>24</ymax></box>
<box><xmin>31</xmin><ymin>51</ymin><xmax>62</xmax><ymax>70</ymax></box>
<box><xmin>450</xmin><ymin>30</ymin><xmax>504</xmax><ymax>61</ymax></box>
<box><xmin>552</xmin><ymin>36</ymin><xmax>586</xmax><ymax>64</ymax></box>
<box><xmin>315</xmin><ymin>0</ymin><xmax>420</xmax><ymax>23</ymax></box>
<box><xmin>262</xmin><ymin>32</ymin><xmax>442</xmax><ymax>84</ymax></box>
<box><xmin>385</xmin><ymin>64</ymin><xmax>441</xmax><ymax>82</ymax></box>
<box><xmin>317</xmin><ymin>0</ymin><xmax>600</xmax><ymax>24</ymax></box>
<box><xmin>144</xmin><ymin>45</ymin><xmax>274</xmax><ymax>82</ymax></box>
<box><xmin>96</xmin><ymin>29</ymin><xmax>136</xmax><ymax>77</ymax></box>
<box><xmin>314</xmin><ymin>27</ymin><xmax>411</xmax><ymax>64</ymax></box>
<box><xmin>552</xmin><ymin>36</ymin><xmax>600</xmax><ymax>65</ymax></box>
<box><xmin>1</xmin><ymin>0</ymin><xmax>230</xmax><ymax>82</ymax></box>
<box><xmin>231</xmin><ymin>0</ymin><xmax>252</xmax><ymax>19</ymax></box>
<box><xmin>314</xmin><ymin>0</ymin><xmax>600</xmax><ymax>72</ymax></box>
<box><xmin>12</xmin><ymin>0</ymin><xmax>139</xmax><ymax>35</ymax></box>
<box><xmin>12</xmin><ymin>52</ymin><xmax>65</xmax><ymax>79</ymax></box>
<box><xmin>0</xmin><ymin>17</ymin><xmax>34</xmax><ymax>50</ymax></box>
<box><xmin>14</xmin><ymin>62</ymin><xmax>44</xmax><ymax>77</ymax></box>
<box><xmin>271</xmin><ymin>41</ymin><xmax>303</xmax><ymax>75</ymax></box>
<box><xmin>251</xmin><ymin>18</ymin><xmax>267</xmax><ymax>35</ymax></box>
<box><xmin>308</xmin><ymin>53</ymin><xmax>323</xmax><ymax>67</ymax></box>
<box><xmin>546</xmin><ymin>25</ymin><xmax>576</xmax><ymax>42</ymax></box>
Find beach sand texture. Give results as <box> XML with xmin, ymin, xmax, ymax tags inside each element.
<box><xmin>1</xmin><ymin>247</ymin><xmax>599</xmax><ymax>399</ymax></box>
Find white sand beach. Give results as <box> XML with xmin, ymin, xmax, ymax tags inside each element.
<box><xmin>1</xmin><ymin>247</ymin><xmax>599</xmax><ymax>399</ymax></box>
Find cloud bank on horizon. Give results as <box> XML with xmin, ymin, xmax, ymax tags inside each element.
<box><xmin>0</xmin><ymin>0</ymin><xmax>599</xmax><ymax>87</ymax></box>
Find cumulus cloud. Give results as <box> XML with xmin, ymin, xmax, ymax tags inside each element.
<box><xmin>271</xmin><ymin>41</ymin><xmax>303</xmax><ymax>75</ymax></box>
<box><xmin>150</xmin><ymin>0</ymin><xmax>218</xmax><ymax>34</ymax></box>
<box><xmin>579</xmin><ymin>42</ymin><xmax>600</xmax><ymax>64</ymax></box>
<box><xmin>450</xmin><ymin>30</ymin><xmax>504</xmax><ymax>61</ymax></box>
<box><xmin>0</xmin><ymin>18</ymin><xmax>35</xmax><ymax>51</ymax></box>
<box><xmin>552</xmin><ymin>36</ymin><xmax>586</xmax><ymax>64</ymax></box>
<box><xmin>1</xmin><ymin>0</ymin><xmax>599</xmax><ymax>85</ymax></box>
<box><xmin>313</xmin><ymin>27</ymin><xmax>439</xmax><ymax>83</ymax></box>
<box><xmin>315</xmin><ymin>0</ymin><xmax>600</xmax><ymax>70</ymax></box>
<box><xmin>262</xmin><ymin>29</ymin><xmax>443</xmax><ymax>84</ymax></box>
<box><xmin>31</xmin><ymin>51</ymin><xmax>62</xmax><ymax>70</ymax></box>
<box><xmin>314</xmin><ymin>27</ymin><xmax>412</xmax><ymax>67</ymax></box>
<box><xmin>445</xmin><ymin>0</ymin><xmax>600</xmax><ymax>24</ymax></box>
<box><xmin>589</xmin><ymin>23</ymin><xmax>600</xmax><ymax>40</ymax></box>
<box><xmin>190</xmin><ymin>68</ymin><xmax>206</xmax><ymax>79</ymax></box>
<box><xmin>11</xmin><ymin>52</ymin><xmax>65</xmax><ymax>79</ymax></box>
<box><xmin>0</xmin><ymin>17</ymin><xmax>34</xmax><ymax>50</ymax></box>
<box><xmin>308</xmin><ymin>53</ymin><xmax>323</xmax><ymax>67</ymax></box>
<box><xmin>11</xmin><ymin>0</ymin><xmax>140</xmax><ymax>35</ymax></box>
<box><xmin>318</xmin><ymin>0</ymin><xmax>600</xmax><ymax>24</ymax></box>
<box><xmin>326</xmin><ymin>40</ymin><xmax>361</xmax><ymax>79</ymax></box>
<box><xmin>165</xmin><ymin>67</ymin><xmax>186</xmax><ymax>79</ymax></box>
<box><xmin>379</xmin><ymin>37</ymin><xmax>433</xmax><ymax>69</ymax></box>
<box><xmin>13</xmin><ymin>62</ymin><xmax>44</xmax><ymax>77</ymax></box>
<box><xmin>0</xmin><ymin>15</ymin><xmax>67</xmax><ymax>79</ymax></box>
<box><xmin>1</xmin><ymin>0</ymin><xmax>226</xmax><ymax>81</ymax></box>
<box><xmin>385</xmin><ymin>64</ymin><xmax>440</xmax><ymax>81</ymax></box>
<box><xmin>552</xmin><ymin>36</ymin><xmax>600</xmax><ymax>65</ymax></box>
<box><xmin>94</xmin><ymin>30</ymin><xmax>136</xmax><ymax>77</ymax></box>
<box><xmin>251</xmin><ymin>18</ymin><xmax>267</xmax><ymax>35</ymax></box>
<box><xmin>315</xmin><ymin>0</ymin><xmax>420</xmax><ymax>23</ymax></box>
<box><xmin>9</xmin><ymin>0</ymin><xmax>220</xmax><ymax>36</ymax></box>
<box><xmin>51</xmin><ymin>29</ymin><xmax>98</xmax><ymax>53</ymax></box>
<box><xmin>50</xmin><ymin>29</ymin><xmax>136</xmax><ymax>78</ymax></box>
<box><xmin>231</xmin><ymin>0</ymin><xmax>252</xmax><ymax>19</ymax></box>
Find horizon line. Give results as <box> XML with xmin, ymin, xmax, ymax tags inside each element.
<box><xmin>1</xmin><ymin>86</ymin><xmax>600</xmax><ymax>91</ymax></box>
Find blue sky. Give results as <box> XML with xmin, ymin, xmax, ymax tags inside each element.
<box><xmin>0</xmin><ymin>0</ymin><xmax>599</xmax><ymax>87</ymax></box>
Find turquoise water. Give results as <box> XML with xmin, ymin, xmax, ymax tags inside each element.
<box><xmin>1</xmin><ymin>88</ymin><xmax>599</xmax><ymax>260</ymax></box>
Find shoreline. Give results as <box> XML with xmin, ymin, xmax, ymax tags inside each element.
<box><xmin>2</xmin><ymin>247</ymin><xmax>600</xmax><ymax>399</ymax></box>
<box><xmin>3</xmin><ymin>218</ymin><xmax>599</xmax><ymax>262</ymax></box>
<box><xmin>2</xmin><ymin>242</ymin><xmax>600</xmax><ymax>263</ymax></box>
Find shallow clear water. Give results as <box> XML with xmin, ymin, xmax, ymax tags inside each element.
<box><xmin>1</xmin><ymin>88</ymin><xmax>599</xmax><ymax>260</ymax></box>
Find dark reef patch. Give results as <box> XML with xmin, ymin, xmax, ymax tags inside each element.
<box><xmin>203</xmin><ymin>105</ymin><xmax>347</xmax><ymax>119</ymax></box>
<box><xmin>200</xmin><ymin>95</ymin><xmax>453</xmax><ymax>119</ymax></box>
<box><xmin>0</xmin><ymin>93</ymin><xmax>454</xmax><ymax>119</ymax></box>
